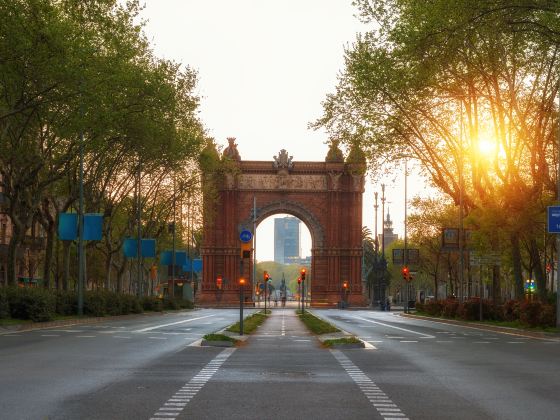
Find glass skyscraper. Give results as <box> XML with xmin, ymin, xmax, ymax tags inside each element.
<box><xmin>274</xmin><ymin>216</ymin><xmax>301</xmax><ymax>264</ymax></box>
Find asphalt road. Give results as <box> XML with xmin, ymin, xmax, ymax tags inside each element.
<box><xmin>312</xmin><ymin>309</ymin><xmax>560</xmax><ymax>420</ymax></box>
<box><xmin>2</xmin><ymin>307</ymin><xmax>559</xmax><ymax>420</ymax></box>
<box><xmin>0</xmin><ymin>308</ymin><xmax>252</xmax><ymax>420</ymax></box>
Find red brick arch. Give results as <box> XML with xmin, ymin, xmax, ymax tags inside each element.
<box><xmin>198</xmin><ymin>145</ymin><xmax>366</xmax><ymax>307</ymax></box>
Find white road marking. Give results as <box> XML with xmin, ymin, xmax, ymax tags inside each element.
<box><xmin>352</xmin><ymin>316</ymin><xmax>436</xmax><ymax>338</ymax></box>
<box><xmin>148</xmin><ymin>337</ymin><xmax>168</xmax><ymax>340</ymax></box>
<box><xmin>134</xmin><ymin>315</ymin><xmax>215</xmax><ymax>333</ymax></box>
<box><xmin>41</xmin><ymin>334</ymin><xmax>60</xmax><ymax>337</ymax></box>
<box><xmin>400</xmin><ymin>341</ymin><xmax>418</xmax><ymax>343</ymax></box>
<box><xmin>332</xmin><ymin>350</ymin><xmax>409</xmax><ymax>420</ymax></box>
<box><xmin>76</xmin><ymin>335</ymin><xmax>96</xmax><ymax>338</ymax></box>
<box><xmin>149</xmin><ymin>347</ymin><xmax>235</xmax><ymax>420</ymax></box>
<box><xmin>113</xmin><ymin>336</ymin><xmax>131</xmax><ymax>339</ymax></box>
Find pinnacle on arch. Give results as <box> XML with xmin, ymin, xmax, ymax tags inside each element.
<box><xmin>222</xmin><ymin>137</ymin><xmax>241</xmax><ymax>161</ymax></box>
<box><xmin>325</xmin><ymin>139</ymin><xmax>344</xmax><ymax>163</ymax></box>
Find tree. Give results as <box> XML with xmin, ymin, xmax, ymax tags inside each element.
<box><xmin>314</xmin><ymin>0</ymin><xmax>560</xmax><ymax>301</ymax></box>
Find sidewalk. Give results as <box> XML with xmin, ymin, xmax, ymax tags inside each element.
<box><xmin>186</xmin><ymin>309</ymin><xmax>375</xmax><ymax>419</ymax></box>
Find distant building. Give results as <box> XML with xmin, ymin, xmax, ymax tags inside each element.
<box><xmin>378</xmin><ymin>208</ymin><xmax>398</xmax><ymax>250</ymax></box>
<box><xmin>274</xmin><ymin>216</ymin><xmax>301</xmax><ymax>264</ymax></box>
<box><xmin>284</xmin><ymin>256</ymin><xmax>311</xmax><ymax>266</ymax></box>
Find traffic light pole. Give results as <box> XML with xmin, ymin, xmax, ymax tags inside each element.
<box><xmin>301</xmin><ymin>278</ymin><xmax>305</xmax><ymax>315</ymax></box>
<box><xmin>239</xmin><ymin>280</ymin><xmax>244</xmax><ymax>336</ymax></box>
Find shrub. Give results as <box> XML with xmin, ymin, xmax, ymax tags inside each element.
<box><xmin>519</xmin><ymin>301</ymin><xmax>542</xmax><ymax>327</ymax></box>
<box><xmin>415</xmin><ymin>302</ymin><xmax>424</xmax><ymax>312</ymax></box>
<box><xmin>55</xmin><ymin>291</ymin><xmax>77</xmax><ymax>316</ymax></box>
<box><xmin>0</xmin><ymin>287</ymin><xmax>10</xmax><ymax>318</ymax></box>
<box><xmin>502</xmin><ymin>300</ymin><xmax>520</xmax><ymax>322</ymax></box>
<box><xmin>538</xmin><ymin>304</ymin><xmax>556</xmax><ymax>328</ymax></box>
<box><xmin>163</xmin><ymin>297</ymin><xmax>180</xmax><ymax>310</ymax></box>
<box><xmin>459</xmin><ymin>299</ymin><xmax>481</xmax><ymax>321</ymax></box>
<box><xmin>8</xmin><ymin>287</ymin><xmax>56</xmax><ymax>322</ymax></box>
<box><xmin>121</xmin><ymin>294</ymin><xmax>142</xmax><ymax>314</ymax></box>
<box><xmin>423</xmin><ymin>300</ymin><xmax>444</xmax><ymax>316</ymax></box>
<box><xmin>442</xmin><ymin>299</ymin><xmax>460</xmax><ymax>318</ymax></box>
<box><xmin>102</xmin><ymin>291</ymin><xmax>122</xmax><ymax>316</ymax></box>
<box><xmin>142</xmin><ymin>296</ymin><xmax>163</xmax><ymax>312</ymax></box>
<box><xmin>84</xmin><ymin>291</ymin><xmax>106</xmax><ymax>317</ymax></box>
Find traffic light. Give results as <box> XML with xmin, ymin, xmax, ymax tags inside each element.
<box><xmin>239</xmin><ymin>278</ymin><xmax>246</xmax><ymax>286</ymax></box>
<box><xmin>297</xmin><ymin>277</ymin><xmax>301</xmax><ymax>285</ymax></box>
<box><xmin>300</xmin><ymin>268</ymin><xmax>306</xmax><ymax>281</ymax></box>
<box><xmin>342</xmin><ymin>280</ymin><xmax>349</xmax><ymax>291</ymax></box>
<box><xmin>240</xmin><ymin>242</ymin><xmax>251</xmax><ymax>259</ymax></box>
<box><xmin>264</xmin><ymin>271</ymin><xmax>270</xmax><ymax>282</ymax></box>
<box><xmin>216</xmin><ymin>275</ymin><xmax>223</xmax><ymax>290</ymax></box>
<box><xmin>402</xmin><ymin>266</ymin><xmax>410</xmax><ymax>282</ymax></box>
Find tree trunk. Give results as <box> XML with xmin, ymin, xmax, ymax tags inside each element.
<box><xmin>529</xmin><ymin>238</ymin><xmax>546</xmax><ymax>300</ymax></box>
<box><xmin>492</xmin><ymin>265</ymin><xmax>501</xmax><ymax>304</ymax></box>
<box><xmin>7</xmin><ymin>229</ymin><xmax>22</xmax><ymax>286</ymax></box>
<box><xmin>62</xmin><ymin>241</ymin><xmax>71</xmax><ymax>291</ymax></box>
<box><xmin>105</xmin><ymin>252</ymin><xmax>112</xmax><ymax>290</ymax></box>
<box><xmin>510</xmin><ymin>232</ymin><xmax>524</xmax><ymax>299</ymax></box>
<box><xmin>42</xmin><ymin>223</ymin><xmax>55</xmax><ymax>289</ymax></box>
<box><xmin>116</xmin><ymin>257</ymin><xmax>127</xmax><ymax>293</ymax></box>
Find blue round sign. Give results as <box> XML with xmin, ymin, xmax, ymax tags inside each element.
<box><xmin>239</xmin><ymin>230</ymin><xmax>253</xmax><ymax>243</ymax></box>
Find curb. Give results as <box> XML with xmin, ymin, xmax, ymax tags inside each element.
<box><xmin>306</xmin><ymin>309</ymin><xmax>369</xmax><ymax>348</ymax></box>
<box><xmin>401</xmin><ymin>312</ymin><xmax>560</xmax><ymax>341</ymax></box>
<box><xmin>200</xmin><ymin>339</ymin><xmax>235</xmax><ymax>348</ymax></box>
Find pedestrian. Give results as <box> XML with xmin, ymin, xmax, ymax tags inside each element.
<box><xmin>386</xmin><ymin>298</ymin><xmax>391</xmax><ymax>311</ymax></box>
<box><xmin>281</xmin><ymin>294</ymin><xmax>286</xmax><ymax>307</ymax></box>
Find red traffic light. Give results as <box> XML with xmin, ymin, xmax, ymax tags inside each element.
<box><xmin>264</xmin><ymin>271</ymin><xmax>270</xmax><ymax>281</ymax></box>
<box><xmin>216</xmin><ymin>276</ymin><xmax>223</xmax><ymax>290</ymax></box>
<box><xmin>342</xmin><ymin>280</ymin><xmax>349</xmax><ymax>289</ymax></box>
<box><xmin>239</xmin><ymin>278</ymin><xmax>246</xmax><ymax>286</ymax></box>
<box><xmin>300</xmin><ymin>268</ymin><xmax>306</xmax><ymax>280</ymax></box>
<box><xmin>297</xmin><ymin>277</ymin><xmax>301</xmax><ymax>284</ymax></box>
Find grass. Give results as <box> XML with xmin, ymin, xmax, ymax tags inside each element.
<box><xmin>226</xmin><ymin>311</ymin><xmax>268</xmax><ymax>334</ymax></box>
<box><xmin>297</xmin><ymin>311</ymin><xmax>340</xmax><ymax>335</ymax></box>
<box><xmin>322</xmin><ymin>336</ymin><xmax>362</xmax><ymax>347</ymax></box>
<box><xmin>203</xmin><ymin>333</ymin><xmax>238</xmax><ymax>343</ymax></box>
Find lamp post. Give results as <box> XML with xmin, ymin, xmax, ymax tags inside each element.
<box><xmin>404</xmin><ymin>159</ymin><xmax>409</xmax><ymax>314</ymax></box>
<box><xmin>381</xmin><ymin>184</ymin><xmax>386</xmax><ymax>305</ymax></box>
<box><xmin>373</xmin><ymin>191</ymin><xmax>379</xmax><ymax>307</ymax></box>
<box><xmin>557</xmin><ymin>86</ymin><xmax>560</xmax><ymax>328</ymax></box>
<box><xmin>77</xmin><ymin>130</ymin><xmax>84</xmax><ymax>315</ymax></box>
<box><xmin>239</xmin><ymin>278</ymin><xmax>245</xmax><ymax>335</ymax></box>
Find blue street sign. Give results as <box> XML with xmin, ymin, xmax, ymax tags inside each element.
<box><xmin>239</xmin><ymin>229</ymin><xmax>252</xmax><ymax>243</ymax></box>
<box><xmin>548</xmin><ymin>206</ymin><xmax>560</xmax><ymax>233</ymax></box>
<box><xmin>259</xmin><ymin>283</ymin><xmax>264</xmax><ymax>290</ymax></box>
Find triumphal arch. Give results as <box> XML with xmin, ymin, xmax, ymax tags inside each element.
<box><xmin>198</xmin><ymin>138</ymin><xmax>366</xmax><ymax>307</ymax></box>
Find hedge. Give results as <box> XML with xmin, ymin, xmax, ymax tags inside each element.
<box><xmin>0</xmin><ymin>287</ymin><xmax>192</xmax><ymax>322</ymax></box>
<box><xmin>415</xmin><ymin>298</ymin><xmax>557</xmax><ymax>328</ymax></box>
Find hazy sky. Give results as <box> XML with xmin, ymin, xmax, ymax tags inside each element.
<box><xmin>141</xmin><ymin>0</ymin><xmax>427</xmax><ymax>261</ymax></box>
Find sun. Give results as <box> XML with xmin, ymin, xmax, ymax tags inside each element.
<box><xmin>477</xmin><ymin>138</ymin><xmax>496</xmax><ymax>157</ymax></box>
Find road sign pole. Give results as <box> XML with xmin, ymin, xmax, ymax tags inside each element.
<box><xmin>240</xmin><ymin>280</ymin><xmax>244</xmax><ymax>336</ymax></box>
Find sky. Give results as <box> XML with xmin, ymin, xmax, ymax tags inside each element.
<box><xmin>141</xmin><ymin>0</ymin><xmax>429</xmax><ymax>261</ymax></box>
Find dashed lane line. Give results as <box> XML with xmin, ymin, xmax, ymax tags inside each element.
<box><xmin>331</xmin><ymin>350</ymin><xmax>409</xmax><ymax>420</ymax></box>
<box><xmin>149</xmin><ymin>347</ymin><xmax>235</xmax><ymax>420</ymax></box>
<box><xmin>134</xmin><ymin>315</ymin><xmax>215</xmax><ymax>333</ymax></box>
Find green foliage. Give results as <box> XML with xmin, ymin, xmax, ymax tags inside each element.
<box><xmin>55</xmin><ymin>291</ymin><xmax>77</xmax><ymax>316</ymax></box>
<box><xmin>142</xmin><ymin>296</ymin><xmax>163</xmax><ymax>312</ymax></box>
<box><xmin>416</xmin><ymin>298</ymin><xmax>557</xmax><ymax>328</ymax></box>
<box><xmin>298</xmin><ymin>311</ymin><xmax>340</xmax><ymax>335</ymax></box>
<box><xmin>7</xmin><ymin>287</ymin><xmax>56</xmax><ymax>322</ymax></box>
<box><xmin>0</xmin><ymin>288</ymin><xmax>10</xmax><ymax>318</ymax></box>
<box><xmin>203</xmin><ymin>333</ymin><xmax>237</xmax><ymax>343</ymax></box>
<box><xmin>257</xmin><ymin>261</ymin><xmax>310</xmax><ymax>295</ymax></box>
<box><xmin>322</xmin><ymin>336</ymin><xmax>361</xmax><ymax>347</ymax></box>
<box><xmin>227</xmin><ymin>311</ymin><xmax>268</xmax><ymax>334</ymax></box>
<box><xmin>0</xmin><ymin>287</ymin><xmax>177</xmax><ymax>322</ymax></box>
<box><xmin>162</xmin><ymin>298</ymin><xmax>193</xmax><ymax>310</ymax></box>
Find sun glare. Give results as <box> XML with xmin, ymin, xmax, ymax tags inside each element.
<box><xmin>477</xmin><ymin>138</ymin><xmax>496</xmax><ymax>156</ymax></box>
